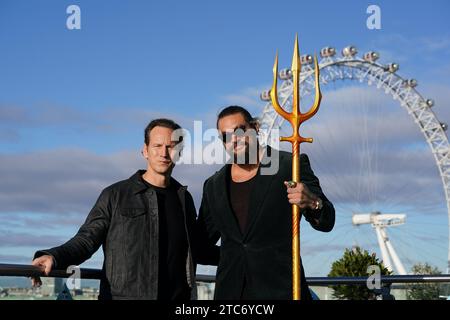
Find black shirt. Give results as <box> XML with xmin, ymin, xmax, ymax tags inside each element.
<box><xmin>227</xmin><ymin>167</ymin><xmax>257</xmax><ymax>234</ymax></box>
<box><xmin>227</xmin><ymin>167</ymin><xmax>257</xmax><ymax>299</ymax></box>
<box><xmin>141</xmin><ymin>177</ymin><xmax>190</xmax><ymax>300</ymax></box>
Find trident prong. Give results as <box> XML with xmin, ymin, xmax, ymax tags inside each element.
<box><xmin>270</xmin><ymin>34</ymin><xmax>321</xmax><ymax>144</ymax></box>
<box><xmin>291</xmin><ymin>34</ymin><xmax>301</xmax><ymax>119</ymax></box>
<box><xmin>268</xmin><ymin>34</ymin><xmax>322</xmax><ymax>300</ymax></box>
<box><xmin>300</xmin><ymin>54</ymin><xmax>322</xmax><ymax>123</ymax></box>
<box><xmin>270</xmin><ymin>51</ymin><xmax>290</xmax><ymax>121</ymax></box>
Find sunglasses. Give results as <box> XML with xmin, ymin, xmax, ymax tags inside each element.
<box><xmin>220</xmin><ymin>125</ymin><xmax>249</xmax><ymax>143</ymax></box>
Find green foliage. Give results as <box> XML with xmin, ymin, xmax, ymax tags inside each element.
<box><xmin>406</xmin><ymin>263</ymin><xmax>443</xmax><ymax>300</ymax></box>
<box><xmin>328</xmin><ymin>246</ymin><xmax>391</xmax><ymax>300</ymax></box>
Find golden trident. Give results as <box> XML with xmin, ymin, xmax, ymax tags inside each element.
<box><xmin>269</xmin><ymin>34</ymin><xmax>322</xmax><ymax>300</ymax></box>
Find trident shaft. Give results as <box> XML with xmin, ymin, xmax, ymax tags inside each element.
<box><xmin>269</xmin><ymin>34</ymin><xmax>322</xmax><ymax>300</ymax></box>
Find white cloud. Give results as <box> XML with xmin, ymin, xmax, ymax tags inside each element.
<box><xmin>0</xmin><ymin>147</ymin><xmax>222</xmax><ymax>214</ymax></box>
<box><xmin>368</xmin><ymin>33</ymin><xmax>450</xmax><ymax>58</ymax></box>
<box><xmin>0</xmin><ymin>232</ymin><xmax>65</xmax><ymax>248</ymax></box>
<box><xmin>0</xmin><ymin>148</ymin><xmax>140</xmax><ymax>214</ymax></box>
<box><xmin>420</xmin><ymin>37</ymin><xmax>450</xmax><ymax>53</ymax></box>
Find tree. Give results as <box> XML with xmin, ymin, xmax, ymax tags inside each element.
<box><xmin>406</xmin><ymin>263</ymin><xmax>443</xmax><ymax>300</ymax></box>
<box><xmin>328</xmin><ymin>246</ymin><xmax>391</xmax><ymax>300</ymax></box>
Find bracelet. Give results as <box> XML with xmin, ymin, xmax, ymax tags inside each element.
<box><xmin>313</xmin><ymin>198</ymin><xmax>323</xmax><ymax>210</ymax></box>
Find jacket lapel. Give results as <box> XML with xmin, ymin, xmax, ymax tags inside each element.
<box><xmin>213</xmin><ymin>165</ymin><xmax>244</xmax><ymax>238</ymax></box>
<box><xmin>242</xmin><ymin>166</ymin><xmax>276</xmax><ymax>241</ymax></box>
<box><xmin>213</xmin><ymin>147</ymin><xmax>278</xmax><ymax>240</ymax></box>
<box><xmin>243</xmin><ymin>148</ymin><xmax>277</xmax><ymax>240</ymax></box>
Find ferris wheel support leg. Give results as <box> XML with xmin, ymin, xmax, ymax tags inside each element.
<box><xmin>375</xmin><ymin>226</ymin><xmax>393</xmax><ymax>273</ymax></box>
<box><xmin>380</xmin><ymin>228</ymin><xmax>407</xmax><ymax>275</ymax></box>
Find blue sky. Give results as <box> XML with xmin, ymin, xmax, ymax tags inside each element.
<box><xmin>1</xmin><ymin>0</ymin><xmax>450</xmax><ymax>280</ymax></box>
<box><xmin>1</xmin><ymin>0</ymin><xmax>449</xmax><ymax>153</ymax></box>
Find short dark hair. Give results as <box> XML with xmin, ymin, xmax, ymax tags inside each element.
<box><xmin>216</xmin><ymin>105</ymin><xmax>256</xmax><ymax>128</ymax></box>
<box><xmin>144</xmin><ymin>118</ymin><xmax>182</xmax><ymax>145</ymax></box>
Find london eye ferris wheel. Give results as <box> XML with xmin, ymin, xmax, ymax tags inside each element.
<box><xmin>257</xmin><ymin>45</ymin><xmax>450</xmax><ymax>275</ymax></box>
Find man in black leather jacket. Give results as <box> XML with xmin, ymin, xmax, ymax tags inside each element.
<box><xmin>31</xmin><ymin>118</ymin><xmax>219</xmax><ymax>300</ymax></box>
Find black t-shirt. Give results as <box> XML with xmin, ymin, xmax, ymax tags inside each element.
<box><xmin>227</xmin><ymin>167</ymin><xmax>257</xmax><ymax>234</ymax></box>
<box><xmin>227</xmin><ymin>167</ymin><xmax>257</xmax><ymax>299</ymax></box>
<box><xmin>142</xmin><ymin>177</ymin><xmax>190</xmax><ymax>300</ymax></box>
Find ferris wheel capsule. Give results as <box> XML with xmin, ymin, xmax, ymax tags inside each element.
<box><xmin>403</xmin><ymin>79</ymin><xmax>418</xmax><ymax>88</ymax></box>
<box><xmin>260</xmin><ymin>90</ymin><xmax>271</xmax><ymax>101</ymax></box>
<box><xmin>342</xmin><ymin>46</ymin><xmax>358</xmax><ymax>57</ymax></box>
<box><xmin>426</xmin><ymin>99</ymin><xmax>434</xmax><ymax>107</ymax></box>
<box><xmin>320</xmin><ymin>47</ymin><xmax>336</xmax><ymax>58</ymax></box>
<box><xmin>441</xmin><ymin>123</ymin><xmax>448</xmax><ymax>131</ymax></box>
<box><xmin>279</xmin><ymin>68</ymin><xmax>292</xmax><ymax>80</ymax></box>
<box><xmin>363</xmin><ymin>51</ymin><xmax>379</xmax><ymax>62</ymax></box>
<box><xmin>385</xmin><ymin>63</ymin><xmax>399</xmax><ymax>73</ymax></box>
<box><xmin>301</xmin><ymin>54</ymin><xmax>313</xmax><ymax>65</ymax></box>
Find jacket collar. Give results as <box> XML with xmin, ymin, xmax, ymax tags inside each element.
<box><xmin>129</xmin><ymin>169</ymin><xmax>186</xmax><ymax>194</ymax></box>
<box><xmin>211</xmin><ymin>146</ymin><xmax>277</xmax><ymax>239</ymax></box>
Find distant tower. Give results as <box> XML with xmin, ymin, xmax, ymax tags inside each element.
<box><xmin>197</xmin><ymin>282</ymin><xmax>214</xmax><ymax>300</ymax></box>
<box><xmin>352</xmin><ymin>211</ymin><xmax>407</xmax><ymax>275</ymax></box>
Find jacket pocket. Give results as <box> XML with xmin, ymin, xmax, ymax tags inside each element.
<box><xmin>119</xmin><ymin>207</ymin><xmax>147</xmax><ymax>218</ymax></box>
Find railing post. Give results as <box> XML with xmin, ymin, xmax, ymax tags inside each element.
<box><xmin>378</xmin><ymin>284</ymin><xmax>395</xmax><ymax>300</ymax></box>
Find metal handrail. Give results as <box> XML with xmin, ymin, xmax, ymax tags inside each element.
<box><xmin>0</xmin><ymin>263</ymin><xmax>102</xmax><ymax>280</ymax></box>
<box><xmin>306</xmin><ymin>275</ymin><xmax>450</xmax><ymax>286</ymax></box>
<box><xmin>1</xmin><ymin>263</ymin><xmax>450</xmax><ymax>285</ymax></box>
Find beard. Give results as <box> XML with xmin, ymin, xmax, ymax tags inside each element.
<box><xmin>230</xmin><ymin>141</ymin><xmax>259</xmax><ymax>165</ymax></box>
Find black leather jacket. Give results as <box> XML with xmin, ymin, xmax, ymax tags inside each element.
<box><xmin>35</xmin><ymin>170</ymin><xmax>219</xmax><ymax>300</ymax></box>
